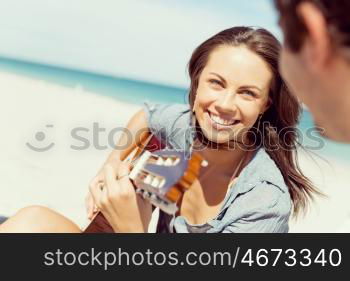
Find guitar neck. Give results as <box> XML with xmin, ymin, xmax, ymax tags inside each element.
<box><xmin>120</xmin><ymin>131</ymin><xmax>153</xmax><ymax>161</ymax></box>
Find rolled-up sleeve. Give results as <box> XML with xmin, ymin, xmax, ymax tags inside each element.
<box><xmin>142</xmin><ymin>102</ymin><xmax>170</xmax><ymax>140</ymax></box>
<box><xmin>220</xmin><ymin>181</ymin><xmax>291</xmax><ymax>233</ymax></box>
<box><xmin>142</xmin><ymin>102</ymin><xmax>191</xmax><ymax>150</ymax></box>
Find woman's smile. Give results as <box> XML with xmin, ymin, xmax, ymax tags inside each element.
<box><xmin>205</xmin><ymin>110</ymin><xmax>240</xmax><ymax>130</ymax></box>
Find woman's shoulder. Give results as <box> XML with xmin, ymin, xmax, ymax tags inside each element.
<box><xmin>213</xmin><ymin>150</ymin><xmax>292</xmax><ymax>232</ymax></box>
<box><xmin>218</xmin><ymin>179</ymin><xmax>291</xmax><ymax>232</ymax></box>
<box><xmin>143</xmin><ymin>102</ymin><xmax>191</xmax><ymax>125</ymax></box>
<box><xmin>222</xmin><ymin>148</ymin><xmax>292</xmax><ymax>219</ymax></box>
<box><xmin>237</xmin><ymin>147</ymin><xmax>290</xmax><ymax>195</ymax></box>
<box><xmin>142</xmin><ymin>102</ymin><xmax>193</xmax><ymax>149</ymax></box>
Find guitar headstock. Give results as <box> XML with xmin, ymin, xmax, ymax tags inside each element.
<box><xmin>129</xmin><ymin>149</ymin><xmax>206</xmax><ymax>215</ymax></box>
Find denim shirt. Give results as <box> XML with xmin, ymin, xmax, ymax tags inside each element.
<box><xmin>143</xmin><ymin>102</ymin><xmax>292</xmax><ymax>233</ymax></box>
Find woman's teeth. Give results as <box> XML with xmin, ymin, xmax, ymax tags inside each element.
<box><xmin>209</xmin><ymin>113</ymin><xmax>237</xmax><ymax>126</ymax></box>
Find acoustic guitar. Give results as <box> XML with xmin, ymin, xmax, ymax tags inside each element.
<box><xmin>83</xmin><ymin>133</ymin><xmax>206</xmax><ymax>233</ymax></box>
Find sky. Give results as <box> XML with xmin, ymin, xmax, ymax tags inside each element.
<box><xmin>0</xmin><ymin>0</ymin><xmax>281</xmax><ymax>87</ymax></box>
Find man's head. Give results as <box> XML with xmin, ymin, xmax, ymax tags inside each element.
<box><xmin>274</xmin><ymin>0</ymin><xmax>350</xmax><ymax>142</ymax></box>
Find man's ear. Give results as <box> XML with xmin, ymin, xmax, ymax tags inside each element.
<box><xmin>297</xmin><ymin>2</ymin><xmax>332</xmax><ymax>72</ymax></box>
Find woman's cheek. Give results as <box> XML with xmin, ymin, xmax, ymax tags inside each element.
<box><xmin>197</xmin><ymin>88</ymin><xmax>218</xmax><ymax>104</ymax></box>
<box><xmin>239</xmin><ymin>106</ymin><xmax>260</xmax><ymax>128</ymax></box>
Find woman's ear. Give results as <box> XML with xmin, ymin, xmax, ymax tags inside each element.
<box><xmin>262</xmin><ymin>97</ymin><xmax>272</xmax><ymax>114</ymax></box>
<box><xmin>192</xmin><ymin>96</ymin><xmax>198</xmax><ymax>113</ymax></box>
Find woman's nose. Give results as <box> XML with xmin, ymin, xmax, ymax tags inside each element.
<box><xmin>215</xmin><ymin>92</ymin><xmax>238</xmax><ymax>114</ymax></box>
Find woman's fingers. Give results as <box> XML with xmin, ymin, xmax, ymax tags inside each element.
<box><xmin>105</xmin><ymin>161</ymin><xmax>135</xmax><ymax>199</ymax></box>
<box><xmin>87</xmin><ymin>181</ymin><xmax>96</xmax><ymax>218</ymax></box>
<box><xmin>116</xmin><ymin>162</ymin><xmax>134</xmax><ymax>193</ymax></box>
<box><xmin>93</xmin><ymin>204</ymin><xmax>99</xmax><ymax>213</ymax></box>
<box><xmin>86</xmin><ymin>194</ymin><xmax>99</xmax><ymax>220</ymax></box>
<box><xmin>104</xmin><ymin>164</ymin><xmax>117</xmax><ymax>190</ymax></box>
<box><xmin>87</xmin><ymin>175</ymin><xmax>103</xmax><ymax>218</ymax></box>
<box><xmin>89</xmin><ymin>180</ymin><xmax>104</xmax><ymax>210</ymax></box>
<box><xmin>85</xmin><ymin>193</ymin><xmax>93</xmax><ymax>219</ymax></box>
<box><xmin>109</xmin><ymin>154</ymin><xmax>122</xmax><ymax>173</ymax></box>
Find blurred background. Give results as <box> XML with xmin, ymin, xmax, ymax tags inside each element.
<box><xmin>0</xmin><ymin>0</ymin><xmax>349</xmax><ymax>232</ymax></box>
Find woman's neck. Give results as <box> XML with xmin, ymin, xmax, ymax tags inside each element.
<box><xmin>192</xmin><ymin>139</ymin><xmax>250</xmax><ymax>175</ymax></box>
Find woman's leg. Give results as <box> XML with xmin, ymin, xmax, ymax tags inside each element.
<box><xmin>0</xmin><ymin>205</ymin><xmax>81</xmax><ymax>233</ymax></box>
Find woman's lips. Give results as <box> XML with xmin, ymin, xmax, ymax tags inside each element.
<box><xmin>205</xmin><ymin>111</ymin><xmax>239</xmax><ymax>130</ymax></box>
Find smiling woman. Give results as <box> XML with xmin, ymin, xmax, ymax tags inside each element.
<box><xmin>152</xmin><ymin>26</ymin><xmax>322</xmax><ymax>233</ymax></box>
<box><xmin>0</xmin><ymin>26</ymin><xmax>321</xmax><ymax>233</ymax></box>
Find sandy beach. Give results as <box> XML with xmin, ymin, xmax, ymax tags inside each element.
<box><xmin>1</xmin><ymin>71</ymin><xmax>350</xmax><ymax>232</ymax></box>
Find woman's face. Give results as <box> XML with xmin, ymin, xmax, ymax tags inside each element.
<box><xmin>193</xmin><ymin>45</ymin><xmax>272</xmax><ymax>145</ymax></box>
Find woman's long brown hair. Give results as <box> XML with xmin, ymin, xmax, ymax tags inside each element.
<box><xmin>187</xmin><ymin>26</ymin><xmax>322</xmax><ymax>218</ymax></box>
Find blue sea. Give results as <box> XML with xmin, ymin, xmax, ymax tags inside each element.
<box><xmin>0</xmin><ymin>57</ymin><xmax>349</xmax><ymax>162</ymax></box>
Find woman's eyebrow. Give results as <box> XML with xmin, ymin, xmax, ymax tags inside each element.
<box><xmin>209</xmin><ymin>72</ymin><xmax>263</xmax><ymax>92</ymax></box>
<box><xmin>240</xmin><ymin>85</ymin><xmax>263</xmax><ymax>92</ymax></box>
<box><xmin>209</xmin><ymin>72</ymin><xmax>226</xmax><ymax>83</ymax></box>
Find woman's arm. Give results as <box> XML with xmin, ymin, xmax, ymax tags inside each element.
<box><xmin>99</xmin><ymin>108</ymin><xmax>150</xmax><ymax>168</ymax></box>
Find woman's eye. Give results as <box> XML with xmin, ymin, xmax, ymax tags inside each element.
<box><xmin>209</xmin><ymin>79</ymin><xmax>223</xmax><ymax>87</ymax></box>
<box><xmin>241</xmin><ymin>90</ymin><xmax>256</xmax><ymax>97</ymax></box>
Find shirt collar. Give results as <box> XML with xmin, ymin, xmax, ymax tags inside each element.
<box><xmin>233</xmin><ymin>148</ymin><xmax>288</xmax><ymax>194</ymax></box>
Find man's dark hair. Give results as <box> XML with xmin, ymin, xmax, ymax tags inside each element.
<box><xmin>274</xmin><ymin>0</ymin><xmax>350</xmax><ymax>52</ymax></box>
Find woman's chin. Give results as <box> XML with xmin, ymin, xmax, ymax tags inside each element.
<box><xmin>201</xmin><ymin>131</ymin><xmax>232</xmax><ymax>145</ymax></box>
<box><xmin>197</xmin><ymin>122</ymin><xmax>242</xmax><ymax>145</ymax></box>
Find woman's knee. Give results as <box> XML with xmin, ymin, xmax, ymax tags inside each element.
<box><xmin>15</xmin><ymin>205</ymin><xmax>55</xmax><ymax>219</ymax></box>
<box><xmin>0</xmin><ymin>205</ymin><xmax>81</xmax><ymax>233</ymax></box>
